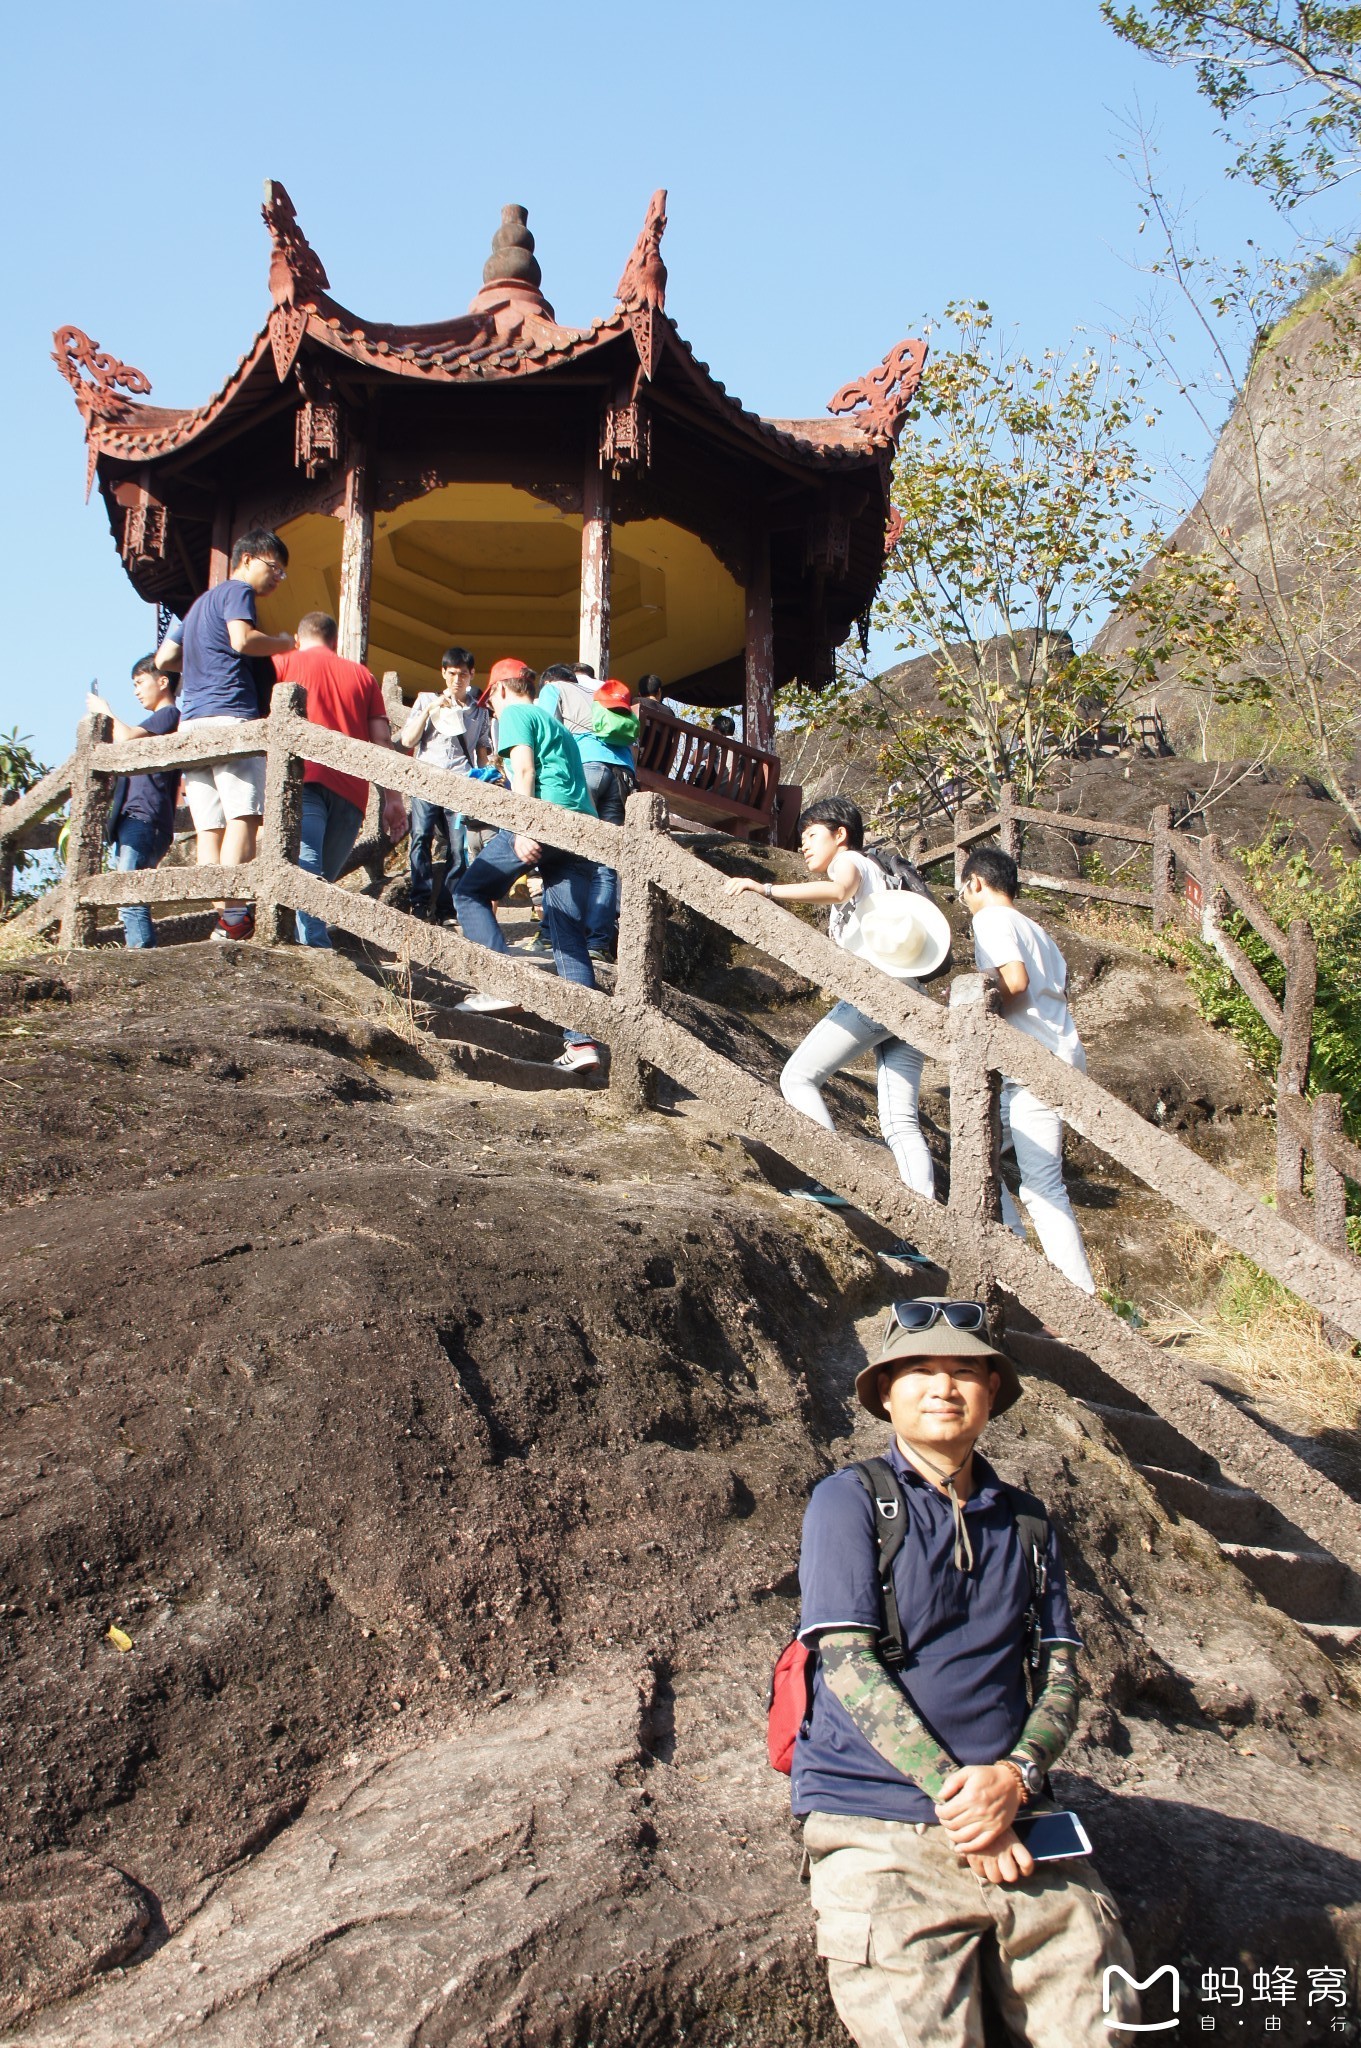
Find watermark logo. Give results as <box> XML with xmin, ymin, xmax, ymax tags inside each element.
<box><xmin>1104</xmin><ymin>1964</ymin><xmax>1180</xmax><ymax>2033</ymax></box>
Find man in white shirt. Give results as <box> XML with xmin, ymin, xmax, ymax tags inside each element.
<box><xmin>958</xmin><ymin>847</ymin><xmax>1095</xmax><ymax>1294</ymax></box>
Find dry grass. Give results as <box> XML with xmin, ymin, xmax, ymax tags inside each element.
<box><xmin>1143</xmin><ymin>1248</ymin><xmax>1361</xmax><ymax>1436</ymax></box>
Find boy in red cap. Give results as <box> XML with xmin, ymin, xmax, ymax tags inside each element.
<box><xmin>451</xmin><ymin>659</ymin><xmax>603</xmax><ymax>1073</ymax></box>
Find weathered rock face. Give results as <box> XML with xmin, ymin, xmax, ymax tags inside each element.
<box><xmin>2</xmin><ymin>947</ymin><xmax>1360</xmax><ymax>2044</ymax></box>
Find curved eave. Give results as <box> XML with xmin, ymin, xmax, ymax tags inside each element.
<box><xmin>79</xmin><ymin>287</ymin><xmax>897</xmax><ymax>486</ymax></box>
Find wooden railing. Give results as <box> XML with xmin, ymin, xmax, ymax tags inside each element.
<box><xmin>3</xmin><ymin>692</ymin><xmax>1361</xmax><ymax>1571</ymax></box>
<box><xmin>912</xmin><ymin>782</ymin><xmax>1358</xmax><ymax>1298</ymax></box>
<box><xmin>635</xmin><ymin>702</ymin><xmax>779</xmax><ymax>838</ymax></box>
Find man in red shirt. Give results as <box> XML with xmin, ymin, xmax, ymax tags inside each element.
<box><xmin>272</xmin><ymin>612</ymin><xmax>406</xmax><ymax>948</ymax></box>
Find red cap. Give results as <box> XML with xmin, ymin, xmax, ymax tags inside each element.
<box><xmin>479</xmin><ymin>656</ymin><xmax>535</xmax><ymax>707</ymax></box>
<box><xmin>595</xmin><ymin>678</ymin><xmax>633</xmax><ymax>711</ymax></box>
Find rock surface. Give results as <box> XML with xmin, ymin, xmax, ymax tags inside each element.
<box><xmin>2</xmin><ymin>945</ymin><xmax>1360</xmax><ymax>2044</ymax></box>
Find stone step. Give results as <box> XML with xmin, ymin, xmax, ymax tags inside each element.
<box><xmin>1082</xmin><ymin>1400</ymin><xmax>1222</xmax><ymax>1483</ymax></box>
<box><xmin>424</xmin><ymin>1004</ymin><xmax>563</xmax><ymax>1061</ymax></box>
<box><xmin>1218</xmin><ymin>1542</ymin><xmax>1360</xmax><ymax>1624</ymax></box>
<box><xmin>1003</xmin><ymin>1327</ymin><xmax>1117</xmax><ymax>1405</ymax></box>
<box><xmin>1136</xmin><ymin>1463</ymin><xmax>1296</xmax><ymax>1549</ymax></box>
<box><xmin>1300</xmin><ymin>1621</ymin><xmax>1361</xmax><ymax>1659</ymax></box>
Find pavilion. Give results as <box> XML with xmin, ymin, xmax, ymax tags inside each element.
<box><xmin>53</xmin><ymin>182</ymin><xmax>924</xmax><ymax>772</ymax></box>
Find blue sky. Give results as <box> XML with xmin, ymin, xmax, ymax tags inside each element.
<box><xmin>3</xmin><ymin>0</ymin><xmax>1355</xmax><ymax>768</ymax></box>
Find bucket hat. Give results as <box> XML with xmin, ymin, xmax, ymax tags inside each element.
<box><xmin>854</xmin><ymin>1298</ymin><xmax>1023</xmax><ymax>1420</ymax></box>
<box><xmin>841</xmin><ymin>891</ymin><xmax>952</xmax><ymax>980</ymax></box>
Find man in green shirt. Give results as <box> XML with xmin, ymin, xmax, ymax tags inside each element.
<box><xmin>451</xmin><ymin>659</ymin><xmax>603</xmax><ymax>1074</ymax></box>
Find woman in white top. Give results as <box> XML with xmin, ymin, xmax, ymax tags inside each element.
<box><xmin>725</xmin><ymin>797</ymin><xmax>936</xmax><ymax>1205</ymax></box>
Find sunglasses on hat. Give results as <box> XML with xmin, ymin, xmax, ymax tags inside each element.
<box><xmin>886</xmin><ymin>1299</ymin><xmax>987</xmax><ymax>1336</ymax></box>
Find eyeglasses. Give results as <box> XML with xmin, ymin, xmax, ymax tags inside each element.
<box><xmin>887</xmin><ymin>1299</ymin><xmax>987</xmax><ymax>1336</ymax></box>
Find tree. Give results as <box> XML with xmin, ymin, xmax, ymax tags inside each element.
<box><xmin>0</xmin><ymin>728</ymin><xmax>45</xmax><ymax>798</ymax></box>
<box><xmin>780</xmin><ymin>304</ymin><xmax>1191</xmax><ymax>826</ymax></box>
<box><xmin>1104</xmin><ymin>1</ymin><xmax>1361</xmax><ymax>204</ymax></box>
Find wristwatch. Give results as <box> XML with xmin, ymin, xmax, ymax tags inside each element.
<box><xmin>1006</xmin><ymin>1755</ymin><xmax>1045</xmax><ymax>1803</ymax></box>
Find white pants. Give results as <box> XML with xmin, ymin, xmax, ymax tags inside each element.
<box><xmin>780</xmin><ymin>1001</ymin><xmax>936</xmax><ymax>1199</ymax></box>
<box><xmin>1001</xmin><ymin>1081</ymin><xmax>1095</xmax><ymax>1293</ymax></box>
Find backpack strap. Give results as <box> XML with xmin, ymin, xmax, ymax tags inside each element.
<box><xmin>1001</xmin><ymin>1483</ymin><xmax>1051</xmax><ymax>1675</ymax></box>
<box><xmin>852</xmin><ymin>1459</ymin><xmax>910</xmax><ymax>1670</ymax></box>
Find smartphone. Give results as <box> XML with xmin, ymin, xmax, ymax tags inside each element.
<box><xmin>1012</xmin><ymin>1810</ymin><xmax>1092</xmax><ymax>1861</ymax></box>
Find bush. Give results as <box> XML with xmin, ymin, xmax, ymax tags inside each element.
<box><xmin>1180</xmin><ymin>832</ymin><xmax>1361</xmax><ymax>1143</ymax></box>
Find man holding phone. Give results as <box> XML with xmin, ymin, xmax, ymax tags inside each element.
<box><xmin>793</xmin><ymin>1300</ymin><xmax>1138</xmax><ymax>2045</ymax></box>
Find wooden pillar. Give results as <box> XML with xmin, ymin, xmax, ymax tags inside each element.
<box><xmin>579</xmin><ymin>456</ymin><xmax>612</xmax><ymax>679</ymax></box>
<box><xmin>208</xmin><ymin>501</ymin><xmax>232</xmax><ymax>588</ymax></box>
<box><xmin>337</xmin><ymin>447</ymin><xmax>374</xmax><ymax>665</ymax></box>
<box><xmin>744</xmin><ymin>526</ymin><xmax>775</xmax><ymax>753</ymax></box>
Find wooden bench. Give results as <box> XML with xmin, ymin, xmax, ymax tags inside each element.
<box><xmin>635</xmin><ymin>704</ymin><xmax>782</xmax><ymax>840</ymax></box>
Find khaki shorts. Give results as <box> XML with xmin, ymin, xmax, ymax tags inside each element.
<box><xmin>804</xmin><ymin>1810</ymin><xmax>1139</xmax><ymax>2048</ymax></box>
<box><xmin>181</xmin><ymin>718</ymin><xmax>266</xmax><ymax>829</ymax></box>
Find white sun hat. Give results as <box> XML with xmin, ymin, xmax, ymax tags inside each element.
<box><xmin>841</xmin><ymin>891</ymin><xmax>952</xmax><ymax>980</ymax></box>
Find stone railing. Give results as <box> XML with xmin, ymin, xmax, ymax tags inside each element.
<box><xmin>5</xmin><ymin>690</ymin><xmax>1361</xmax><ymax>1569</ymax></box>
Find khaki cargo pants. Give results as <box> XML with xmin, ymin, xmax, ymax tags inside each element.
<box><xmin>804</xmin><ymin>1811</ymin><xmax>1140</xmax><ymax>2048</ymax></box>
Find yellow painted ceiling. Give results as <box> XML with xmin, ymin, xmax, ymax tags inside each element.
<box><xmin>256</xmin><ymin>481</ymin><xmax>745</xmax><ymax>699</ymax></box>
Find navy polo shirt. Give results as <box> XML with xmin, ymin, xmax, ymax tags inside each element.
<box><xmin>791</xmin><ymin>1442</ymin><xmax>1079</xmax><ymax>1824</ymax></box>
<box><xmin>179</xmin><ymin>580</ymin><xmax>259</xmax><ymax>722</ymax></box>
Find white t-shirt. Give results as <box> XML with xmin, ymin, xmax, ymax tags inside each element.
<box><xmin>971</xmin><ymin>904</ymin><xmax>1086</xmax><ymax>1070</ymax></box>
<box><xmin>827</xmin><ymin>850</ymin><xmax>886</xmax><ymax>952</ymax></box>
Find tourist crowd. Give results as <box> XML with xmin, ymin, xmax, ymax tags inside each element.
<box><xmin>87</xmin><ymin>520</ymin><xmax>1094</xmax><ymax>1271</ymax></box>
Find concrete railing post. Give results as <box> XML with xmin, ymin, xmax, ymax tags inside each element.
<box><xmin>0</xmin><ymin>792</ymin><xmax>16</xmax><ymax>912</ymax></box>
<box><xmin>256</xmin><ymin>687</ymin><xmax>306</xmax><ymax>947</ymax></box>
<box><xmin>1199</xmin><ymin>831</ymin><xmax>1227</xmax><ymax>951</ymax></box>
<box><xmin>1150</xmin><ymin>803</ymin><xmax>1174</xmax><ymax>931</ymax></box>
<box><xmin>954</xmin><ymin>800</ymin><xmax>980</xmax><ymax>890</ymax></box>
<box><xmin>1275</xmin><ymin>918</ymin><xmax>1317</xmax><ymax>1228</ymax></box>
<box><xmin>998</xmin><ymin>781</ymin><xmax>1021</xmax><ymax>862</ymax></box>
<box><xmin>58</xmin><ymin>712</ymin><xmax>112</xmax><ymax>951</ymax></box>
<box><xmin>1312</xmin><ymin>1094</ymin><xmax>1351</xmax><ymax>1351</ymax></box>
<box><xmin>611</xmin><ymin>790</ymin><xmax>669</xmax><ymax>1109</ymax></box>
<box><xmin>947</xmin><ymin>974</ymin><xmax>1003</xmax><ymax>1293</ymax></box>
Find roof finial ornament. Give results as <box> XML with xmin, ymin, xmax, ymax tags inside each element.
<box><xmin>827</xmin><ymin>336</ymin><xmax>929</xmax><ymax>443</ymax></box>
<box><xmin>52</xmin><ymin>327</ymin><xmax>152</xmax><ymax>420</ymax></box>
<box><xmin>616</xmin><ymin>189</ymin><xmax>667</xmax><ymax>315</ymax></box>
<box><xmin>616</xmin><ymin>189</ymin><xmax>668</xmax><ymax>381</ymax></box>
<box><xmin>262</xmin><ymin>179</ymin><xmax>331</xmax><ymax>308</ymax></box>
<box><xmin>483</xmin><ymin>204</ymin><xmax>542</xmax><ymax>289</ymax></box>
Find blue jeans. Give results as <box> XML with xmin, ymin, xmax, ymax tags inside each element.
<box><xmin>112</xmin><ymin>817</ymin><xmax>167</xmax><ymax>949</ymax></box>
<box><xmin>452</xmin><ymin>828</ymin><xmax>598</xmax><ymax>1046</ymax></box>
<box><xmin>295</xmin><ymin>783</ymin><xmax>364</xmax><ymax>948</ymax></box>
<box><xmin>408</xmin><ymin>796</ymin><xmax>466</xmax><ymax>918</ymax></box>
<box><xmin>581</xmin><ymin>759</ymin><xmax>634</xmax><ymax>950</ymax></box>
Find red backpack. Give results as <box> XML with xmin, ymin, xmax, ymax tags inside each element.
<box><xmin>767</xmin><ymin>1459</ymin><xmax>1049</xmax><ymax>1772</ymax></box>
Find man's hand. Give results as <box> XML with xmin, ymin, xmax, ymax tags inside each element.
<box><xmin>723</xmin><ymin>875</ymin><xmax>764</xmax><ymax>896</ymax></box>
<box><xmin>963</xmin><ymin>1829</ymin><xmax>1035</xmax><ymax>1886</ymax></box>
<box><xmin>86</xmin><ymin>691</ymin><xmax>113</xmax><ymax>719</ymax></box>
<box><xmin>381</xmin><ymin>792</ymin><xmax>408</xmax><ymax>841</ymax></box>
<box><xmin>934</xmin><ymin>1763</ymin><xmax>1024</xmax><ymax>1852</ymax></box>
<box><xmin>513</xmin><ymin>834</ymin><xmax>541</xmax><ymax>865</ymax></box>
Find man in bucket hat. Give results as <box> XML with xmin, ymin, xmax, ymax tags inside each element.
<box><xmin>793</xmin><ymin>1298</ymin><xmax>1138</xmax><ymax>2046</ymax></box>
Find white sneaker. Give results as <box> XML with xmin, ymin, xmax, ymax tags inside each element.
<box><xmin>454</xmin><ymin>992</ymin><xmax>521</xmax><ymax>1015</ymax></box>
<box><xmin>553</xmin><ymin>1042</ymin><xmax>601</xmax><ymax>1074</ymax></box>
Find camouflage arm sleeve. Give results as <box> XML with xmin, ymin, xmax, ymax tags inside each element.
<box><xmin>1008</xmin><ymin>1641</ymin><xmax>1080</xmax><ymax>1777</ymax></box>
<box><xmin>817</xmin><ymin>1629</ymin><xmax>957</xmax><ymax>1797</ymax></box>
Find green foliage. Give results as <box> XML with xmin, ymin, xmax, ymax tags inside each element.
<box><xmin>0</xmin><ymin>728</ymin><xmax>45</xmax><ymax>797</ymax></box>
<box><xmin>1104</xmin><ymin>0</ymin><xmax>1361</xmax><ymax>205</ymax></box>
<box><xmin>1180</xmin><ymin>833</ymin><xmax>1361</xmax><ymax>1137</ymax></box>
<box><xmin>779</xmin><ymin>304</ymin><xmax>1227</xmax><ymax>833</ymax></box>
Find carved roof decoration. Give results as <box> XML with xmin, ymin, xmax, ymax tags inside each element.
<box><xmin>55</xmin><ymin>182</ymin><xmax>927</xmax><ymax>480</ymax></box>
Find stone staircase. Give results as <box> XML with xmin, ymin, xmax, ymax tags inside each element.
<box><xmin>1007</xmin><ymin>1329</ymin><xmax>1361</xmax><ymax>1662</ymax></box>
